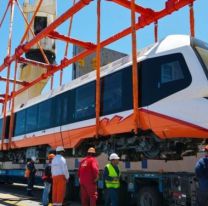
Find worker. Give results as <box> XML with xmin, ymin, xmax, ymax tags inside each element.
<box><xmin>25</xmin><ymin>156</ymin><xmax>37</xmax><ymax>196</ymax></box>
<box><xmin>103</xmin><ymin>153</ymin><xmax>120</xmax><ymax>206</ymax></box>
<box><xmin>42</xmin><ymin>153</ymin><xmax>55</xmax><ymax>206</ymax></box>
<box><xmin>51</xmin><ymin>146</ymin><xmax>69</xmax><ymax>206</ymax></box>
<box><xmin>78</xmin><ymin>147</ymin><xmax>99</xmax><ymax>206</ymax></box>
<box><xmin>195</xmin><ymin>145</ymin><xmax>208</xmax><ymax>206</ymax></box>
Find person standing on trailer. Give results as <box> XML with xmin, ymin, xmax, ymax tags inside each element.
<box><xmin>78</xmin><ymin>147</ymin><xmax>99</xmax><ymax>206</ymax></box>
<box><xmin>103</xmin><ymin>153</ymin><xmax>120</xmax><ymax>206</ymax></box>
<box><xmin>51</xmin><ymin>146</ymin><xmax>69</xmax><ymax>206</ymax></box>
<box><xmin>42</xmin><ymin>153</ymin><xmax>55</xmax><ymax>206</ymax></box>
<box><xmin>195</xmin><ymin>145</ymin><xmax>208</xmax><ymax>206</ymax></box>
<box><xmin>25</xmin><ymin>156</ymin><xmax>37</xmax><ymax>196</ymax></box>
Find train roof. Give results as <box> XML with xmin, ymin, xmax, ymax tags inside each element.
<box><xmin>13</xmin><ymin>34</ymin><xmax>191</xmax><ymax>112</ymax></box>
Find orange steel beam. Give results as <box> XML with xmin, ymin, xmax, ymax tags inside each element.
<box><xmin>0</xmin><ymin>0</ymin><xmax>92</xmax><ymax>73</ymax></box>
<box><xmin>0</xmin><ymin>94</ymin><xmax>10</xmax><ymax>98</ymax></box>
<box><xmin>0</xmin><ymin>76</ymin><xmax>29</xmax><ymax>86</ymax></box>
<box><xmin>48</xmin><ymin>31</ymin><xmax>96</xmax><ymax>49</ymax></box>
<box><xmin>18</xmin><ymin>57</ymin><xmax>51</xmax><ymax>69</ymax></box>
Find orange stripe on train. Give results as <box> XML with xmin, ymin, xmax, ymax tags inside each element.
<box><xmin>1</xmin><ymin>109</ymin><xmax>207</xmax><ymax>149</ymax></box>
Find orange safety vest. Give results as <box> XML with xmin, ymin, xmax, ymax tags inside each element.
<box><xmin>24</xmin><ymin>168</ymin><xmax>30</xmax><ymax>178</ymax></box>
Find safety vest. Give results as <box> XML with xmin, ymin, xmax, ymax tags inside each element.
<box><xmin>24</xmin><ymin>168</ymin><xmax>30</xmax><ymax>178</ymax></box>
<box><xmin>105</xmin><ymin>163</ymin><xmax>120</xmax><ymax>189</ymax></box>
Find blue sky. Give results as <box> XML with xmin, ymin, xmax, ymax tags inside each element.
<box><xmin>0</xmin><ymin>0</ymin><xmax>207</xmax><ymax>94</ymax></box>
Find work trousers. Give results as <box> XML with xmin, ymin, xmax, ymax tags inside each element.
<box><xmin>105</xmin><ymin>188</ymin><xmax>119</xmax><ymax>206</ymax></box>
<box><xmin>42</xmin><ymin>181</ymin><xmax>51</xmax><ymax>206</ymax></box>
<box><xmin>27</xmin><ymin>176</ymin><xmax>35</xmax><ymax>196</ymax></box>
<box><xmin>197</xmin><ymin>189</ymin><xmax>208</xmax><ymax>206</ymax></box>
<box><xmin>52</xmin><ymin>175</ymin><xmax>66</xmax><ymax>206</ymax></box>
<box><xmin>80</xmin><ymin>184</ymin><xmax>98</xmax><ymax>206</ymax></box>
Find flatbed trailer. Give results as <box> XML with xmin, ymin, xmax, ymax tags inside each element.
<box><xmin>0</xmin><ymin>166</ymin><xmax>197</xmax><ymax>206</ymax></box>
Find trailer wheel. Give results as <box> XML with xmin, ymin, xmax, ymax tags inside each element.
<box><xmin>137</xmin><ymin>186</ymin><xmax>161</xmax><ymax>206</ymax></box>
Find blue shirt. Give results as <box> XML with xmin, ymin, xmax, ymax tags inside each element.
<box><xmin>195</xmin><ymin>157</ymin><xmax>208</xmax><ymax>191</ymax></box>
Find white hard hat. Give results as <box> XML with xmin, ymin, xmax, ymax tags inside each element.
<box><xmin>31</xmin><ymin>156</ymin><xmax>36</xmax><ymax>161</ymax></box>
<box><xmin>56</xmin><ymin>146</ymin><xmax>65</xmax><ymax>152</ymax></box>
<box><xmin>109</xmin><ymin>153</ymin><xmax>120</xmax><ymax>160</ymax></box>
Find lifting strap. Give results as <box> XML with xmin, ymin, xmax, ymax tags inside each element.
<box><xmin>131</xmin><ymin>0</ymin><xmax>139</xmax><ymax>134</ymax></box>
<box><xmin>189</xmin><ymin>3</ymin><xmax>195</xmax><ymax>37</ymax></box>
<box><xmin>96</xmin><ymin>0</ymin><xmax>101</xmax><ymax>138</ymax></box>
<box><xmin>154</xmin><ymin>21</ymin><xmax>158</xmax><ymax>43</ymax></box>
<box><xmin>60</xmin><ymin>0</ymin><xmax>76</xmax><ymax>86</ymax></box>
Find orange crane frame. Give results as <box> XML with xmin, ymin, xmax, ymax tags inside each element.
<box><xmin>0</xmin><ymin>0</ymin><xmax>195</xmax><ymax>150</ymax></box>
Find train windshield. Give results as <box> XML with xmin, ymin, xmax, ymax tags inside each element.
<box><xmin>192</xmin><ymin>38</ymin><xmax>208</xmax><ymax>78</ymax></box>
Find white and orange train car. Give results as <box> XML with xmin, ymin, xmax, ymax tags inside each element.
<box><xmin>0</xmin><ymin>35</ymin><xmax>208</xmax><ymax>161</ymax></box>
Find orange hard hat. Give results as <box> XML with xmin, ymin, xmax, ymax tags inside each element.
<box><xmin>48</xmin><ymin>154</ymin><xmax>55</xmax><ymax>160</ymax></box>
<box><xmin>204</xmin><ymin>145</ymin><xmax>208</xmax><ymax>151</ymax></box>
<box><xmin>87</xmin><ymin>147</ymin><xmax>96</xmax><ymax>154</ymax></box>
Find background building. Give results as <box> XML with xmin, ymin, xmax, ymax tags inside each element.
<box><xmin>72</xmin><ymin>46</ymin><xmax>127</xmax><ymax>79</ymax></box>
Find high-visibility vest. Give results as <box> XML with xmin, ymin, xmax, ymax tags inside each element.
<box><xmin>105</xmin><ymin>163</ymin><xmax>120</xmax><ymax>189</ymax></box>
<box><xmin>24</xmin><ymin>168</ymin><xmax>30</xmax><ymax>178</ymax></box>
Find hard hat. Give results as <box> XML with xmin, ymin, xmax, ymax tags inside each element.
<box><xmin>31</xmin><ymin>156</ymin><xmax>36</xmax><ymax>161</ymax></box>
<box><xmin>109</xmin><ymin>153</ymin><xmax>120</xmax><ymax>160</ymax></box>
<box><xmin>87</xmin><ymin>147</ymin><xmax>96</xmax><ymax>153</ymax></box>
<box><xmin>56</xmin><ymin>146</ymin><xmax>65</xmax><ymax>152</ymax></box>
<box><xmin>48</xmin><ymin>154</ymin><xmax>55</xmax><ymax>160</ymax></box>
<box><xmin>204</xmin><ymin>145</ymin><xmax>208</xmax><ymax>151</ymax></box>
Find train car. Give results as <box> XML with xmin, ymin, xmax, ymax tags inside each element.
<box><xmin>0</xmin><ymin>35</ymin><xmax>208</xmax><ymax>161</ymax></box>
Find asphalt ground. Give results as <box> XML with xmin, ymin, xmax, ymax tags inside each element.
<box><xmin>0</xmin><ymin>183</ymin><xmax>80</xmax><ymax>206</ymax></box>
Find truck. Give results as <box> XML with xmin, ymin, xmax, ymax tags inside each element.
<box><xmin>0</xmin><ymin>154</ymin><xmax>200</xmax><ymax>206</ymax></box>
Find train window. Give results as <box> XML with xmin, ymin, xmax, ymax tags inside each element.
<box><xmin>141</xmin><ymin>53</ymin><xmax>191</xmax><ymax>106</ymax></box>
<box><xmin>0</xmin><ymin>118</ymin><xmax>2</xmax><ymax>139</ymax></box>
<box><xmin>34</xmin><ymin>16</ymin><xmax>47</xmax><ymax>35</ymax></box>
<box><xmin>192</xmin><ymin>38</ymin><xmax>208</xmax><ymax>79</ymax></box>
<box><xmin>52</xmin><ymin>95</ymin><xmax>62</xmax><ymax>126</ymax></box>
<box><xmin>122</xmin><ymin>66</ymin><xmax>133</xmax><ymax>110</ymax></box>
<box><xmin>161</xmin><ymin>61</ymin><xmax>184</xmax><ymax>84</ymax></box>
<box><xmin>194</xmin><ymin>46</ymin><xmax>208</xmax><ymax>77</ymax></box>
<box><xmin>38</xmin><ymin>99</ymin><xmax>51</xmax><ymax>130</ymax></box>
<box><xmin>62</xmin><ymin>91</ymin><xmax>72</xmax><ymax>124</ymax></box>
<box><xmin>26</xmin><ymin>105</ymin><xmax>38</xmax><ymax>133</ymax></box>
<box><xmin>5</xmin><ymin>116</ymin><xmax>10</xmax><ymax>139</ymax></box>
<box><xmin>101</xmin><ymin>71</ymin><xmax>122</xmax><ymax>115</ymax></box>
<box><xmin>14</xmin><ymin>110</ymin><xmax>26</xmax><ymax>136</ymax></box>
<box><xmin>74</xmin><ymin>82</ymin><xmax>95</xmax><ymax>121</ymax></box>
